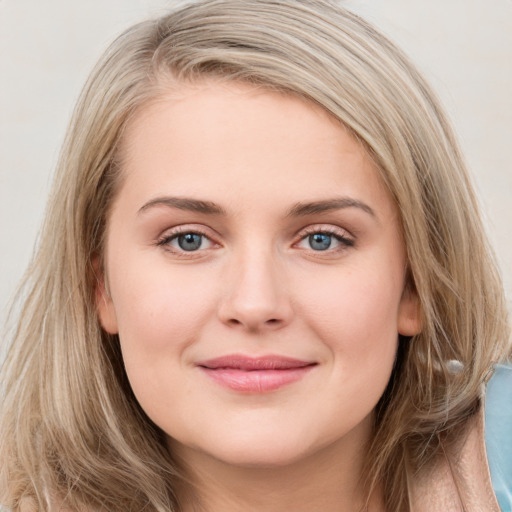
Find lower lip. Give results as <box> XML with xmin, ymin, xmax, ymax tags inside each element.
<box><xmin>199</xmin><ymin>366</ymin><xmax>315</xmax><ymax>393</ymax></box>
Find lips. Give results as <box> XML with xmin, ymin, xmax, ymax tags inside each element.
<box><xmin>196</xmin><ymin>355</ymin><xmax>317</xmax><ymax>392</ymax></box>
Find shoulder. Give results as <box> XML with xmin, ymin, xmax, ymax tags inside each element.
<box><xmin>485</xmin><ymin>363</ymin><xmax>512</xmax><ymax>512</ymax></box>
<box><xmin>411</xmin><ymin>395</ymin><xmax>501</xmax><ymax>511</ymax></box>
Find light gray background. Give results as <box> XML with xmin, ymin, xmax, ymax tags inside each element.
<box><xmin>1</xmin><ymin>0</ymin><xmax>511</xmax><ymax>323</ymax></box>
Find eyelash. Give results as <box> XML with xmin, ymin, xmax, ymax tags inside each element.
<box><xmin>297</xmin><ymin>226</ymin><xmax>355</xmax><ymax>253</ymax></box>
<box><xmin>156</xmin><ymin>226</ymin><xmax>215</xmax><ymax>258</ymax></box>
<box><xmin>155</xmin><ymin>225</ymin><xmax>354</xmax><ymax>257</ymax></box>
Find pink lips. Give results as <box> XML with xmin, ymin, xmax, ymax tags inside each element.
<box><xmin>196</xmin><ymin>355</ymin><xmax>316</xmax><ymax>393</ymax></box>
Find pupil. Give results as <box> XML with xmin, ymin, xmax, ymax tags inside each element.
<box><xmin>309</xmin><ymin>233</ymin><xmax>331</xmax><ymax>251</ymax></box>
<box><xmin>178</xmin><ymin>233</ymin><xmax>202</xmax><ymax>251</ymax></box>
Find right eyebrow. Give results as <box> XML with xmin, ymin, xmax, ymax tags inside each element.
<box><xmin>138</xmin><ymin>196</ymin><xmax>226</xmax><ymax>215</ymax></box>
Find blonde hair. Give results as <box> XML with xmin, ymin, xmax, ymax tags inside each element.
<box><xmin>1</xmin><ymin>1</ymin><xmax>510</xmax><ymax>510</ymax></box>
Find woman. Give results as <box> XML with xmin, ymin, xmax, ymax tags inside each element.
<box><xmin>1</xmin><ymin>1</ymin><xmax>510</xmax><ymax>510</ymax></box>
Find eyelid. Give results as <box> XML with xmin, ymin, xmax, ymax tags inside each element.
<box><xmin>295</xmin><ymin>224</ymin><xmax>353</xmax><ymax>240</ymax></box>
<box><xmin>293</xmin><ymin>224</ymin><xmax>355</xmax><ymax>251</ymax></box>
<box><xmin>156</xmin><ymin>224</ymin><xmax>221</xmax><ymax>255</ymax></box>
<box><xmin>154</xmin><ymin>223</ymin><xmax>354</xmax><ymax>256</ymax></box>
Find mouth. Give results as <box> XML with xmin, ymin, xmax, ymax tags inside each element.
<box><xmin>196</xmin><ymin>355</ymin><xmax>317</xmax><ymax>393</ymax></box>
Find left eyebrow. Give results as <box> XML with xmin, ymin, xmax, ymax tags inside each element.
<box><xmin>286</xmin><ymin>197</ymin><xmax>376</xmax><ymax>218</ymax></box>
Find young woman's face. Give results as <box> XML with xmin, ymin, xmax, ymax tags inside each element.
<box><xmin>98</xmin><ymin>81</ymin><xmax>420</xmax><ymax>469</ymax></box>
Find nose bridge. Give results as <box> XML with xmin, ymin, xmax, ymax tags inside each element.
<box><xmin>218</xmin><ymin>241</ymin><xmax>291</xmax><ymax>331</ymax></box>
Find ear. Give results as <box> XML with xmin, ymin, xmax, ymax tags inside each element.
<box><xmin>93</xmin><ymin>257</ymin><xmax>119</xmax><ymax>334</ymax></box>
<box><xmin>397</xmin><ymin>284</ymin><xmax>422</xmax><ymax>337</ymax></box>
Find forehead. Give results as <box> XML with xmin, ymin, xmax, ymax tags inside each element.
<box><xmin>116</xmin><ymin>80</ymin><xmax>396</xmax><ymax>220</ymax></box>
<box><xmin>121</xmin><ymin>79</ymin><xmax>346</xmax><ymax>159</ymax></box>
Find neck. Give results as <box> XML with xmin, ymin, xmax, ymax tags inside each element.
<box><xmin>170</xmin><ymin>417</ymin><xmax>384</xmax><ymax>512</ymax></box>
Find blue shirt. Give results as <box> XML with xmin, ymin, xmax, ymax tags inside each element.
<box><xmin>485</xmin><ymin>364</ymin><xmax>512</xmax><ymax>511</ymax></box>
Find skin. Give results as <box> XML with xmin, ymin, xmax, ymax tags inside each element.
<box><xmin>97</xmin><ymin>81</ymin><xmax>421</xmax><ymax>512</ymax></box>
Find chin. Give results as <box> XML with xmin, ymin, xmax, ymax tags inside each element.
<box><xmin>209</xmin><ymin>442</ymin><xmax>314</xmax><ymax>469</ymax></box>
<box><xmin>188</xmin><ymin>424</ymin><xmax>336</xmax><ymax>470</ymax></box>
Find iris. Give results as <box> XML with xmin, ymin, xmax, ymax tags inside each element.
<box><xmin>309</xmin><ymin>233</ymin><xmax>332</xmax><ymax>251</ymax></box>
<box><xmin>178</xmin><ymin>233</ymin><xmax>203</xmax><ymax>251</ymax></box>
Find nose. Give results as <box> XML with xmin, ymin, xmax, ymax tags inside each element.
<box><xmin>217</xmin><ymin>248</ymin><xmax>293</xmax><ymax>332</ymax></box>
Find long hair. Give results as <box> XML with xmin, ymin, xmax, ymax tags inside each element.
<box><xmin>1</xmin><ymin>1</ymin><xmax>510</xmax><ymax>510</ymax></box>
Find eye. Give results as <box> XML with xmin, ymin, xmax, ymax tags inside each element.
<box><xmin>176</xmin><ymin>233</ymin><xmax>205</xmax><ymax>251</ymax></box>
<box><xmin>295</xmin><ymin>228</ymin><xmax>354</xmax><ymax>252</ymax></box>
<box><xmin>308</xmin><ymin>233</ymin><xmax>334</xmax><ymax>251</ymax></box>
<box><xmin>157</xmin><ymin>229</ymin><xmax>215</xmax><ymax>253</ymax></box>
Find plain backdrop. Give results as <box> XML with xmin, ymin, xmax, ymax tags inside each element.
<box><xmin>1</xmin><ymin>0</ymin><xmax>511</xmax><ymax>325</ymax></box>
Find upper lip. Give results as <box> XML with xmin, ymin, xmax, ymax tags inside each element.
<box><xmin>196</xmin><ymin>354</ymin><xmax>317</xmax><ymax>371</ymax></box>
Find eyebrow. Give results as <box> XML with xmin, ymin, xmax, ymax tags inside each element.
<box><xmin>138</xmin><ymin>196</ymin><xmax>226</xmax><ymax>215</ymax></box>
<box><xmin>138</xmin><ymin>195</ymin><xmax>375</xmax><ymax>218</ymax></box>
<box><xmin>287</xmin><ymin>197</ymin><xmax>376</xmax><ymax>218</ymax></box>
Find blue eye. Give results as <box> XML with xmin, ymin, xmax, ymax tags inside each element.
<box><xmin>157</xmin><ymin>230</ymin><xmax>214</xmax><ymax>253</ymax></box>
<box><xmin>177</xmin><ymin>233</ymin><xmax>203</xmax><ymax>251</ymax></box>
<box><xmin>308</xmin><ymin>233</ymin><xmax>333</xmax><ymax>251</ymax></box>
<box><xmin>296</xmin><ymin>228</ymin><xmax>354</xmax><ymax>253</ymax></box>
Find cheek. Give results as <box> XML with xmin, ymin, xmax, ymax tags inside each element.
<box><xmin>295</xmin><ymin>261</ymin><xmax>402</xmax><ymax>364</ymax></box>
<box><xmin>108</xmin><ymin>254</ymin><xmax>218</xmax><ymax>358</ymax></box>
<box><xmin>107</xmin><ymin>259</ymin><xmax>221</xmax><ymax>418</ymax></box>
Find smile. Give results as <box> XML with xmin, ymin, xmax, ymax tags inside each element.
<box><xmin>196</xmin><ymin>355</ymin><xmax>317</xmax><ymax>393</ymax></box>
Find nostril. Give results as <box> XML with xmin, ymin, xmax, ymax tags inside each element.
<box><xmin>226</xmin><ymin>317</ymin><xmax>281</xmax><ymax>328</ymax></box>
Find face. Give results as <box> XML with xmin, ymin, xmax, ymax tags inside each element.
<box><xmin>97</xmin><ymin>81</ymin><xmax>421</xmax><ymax>469</ymax></box>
